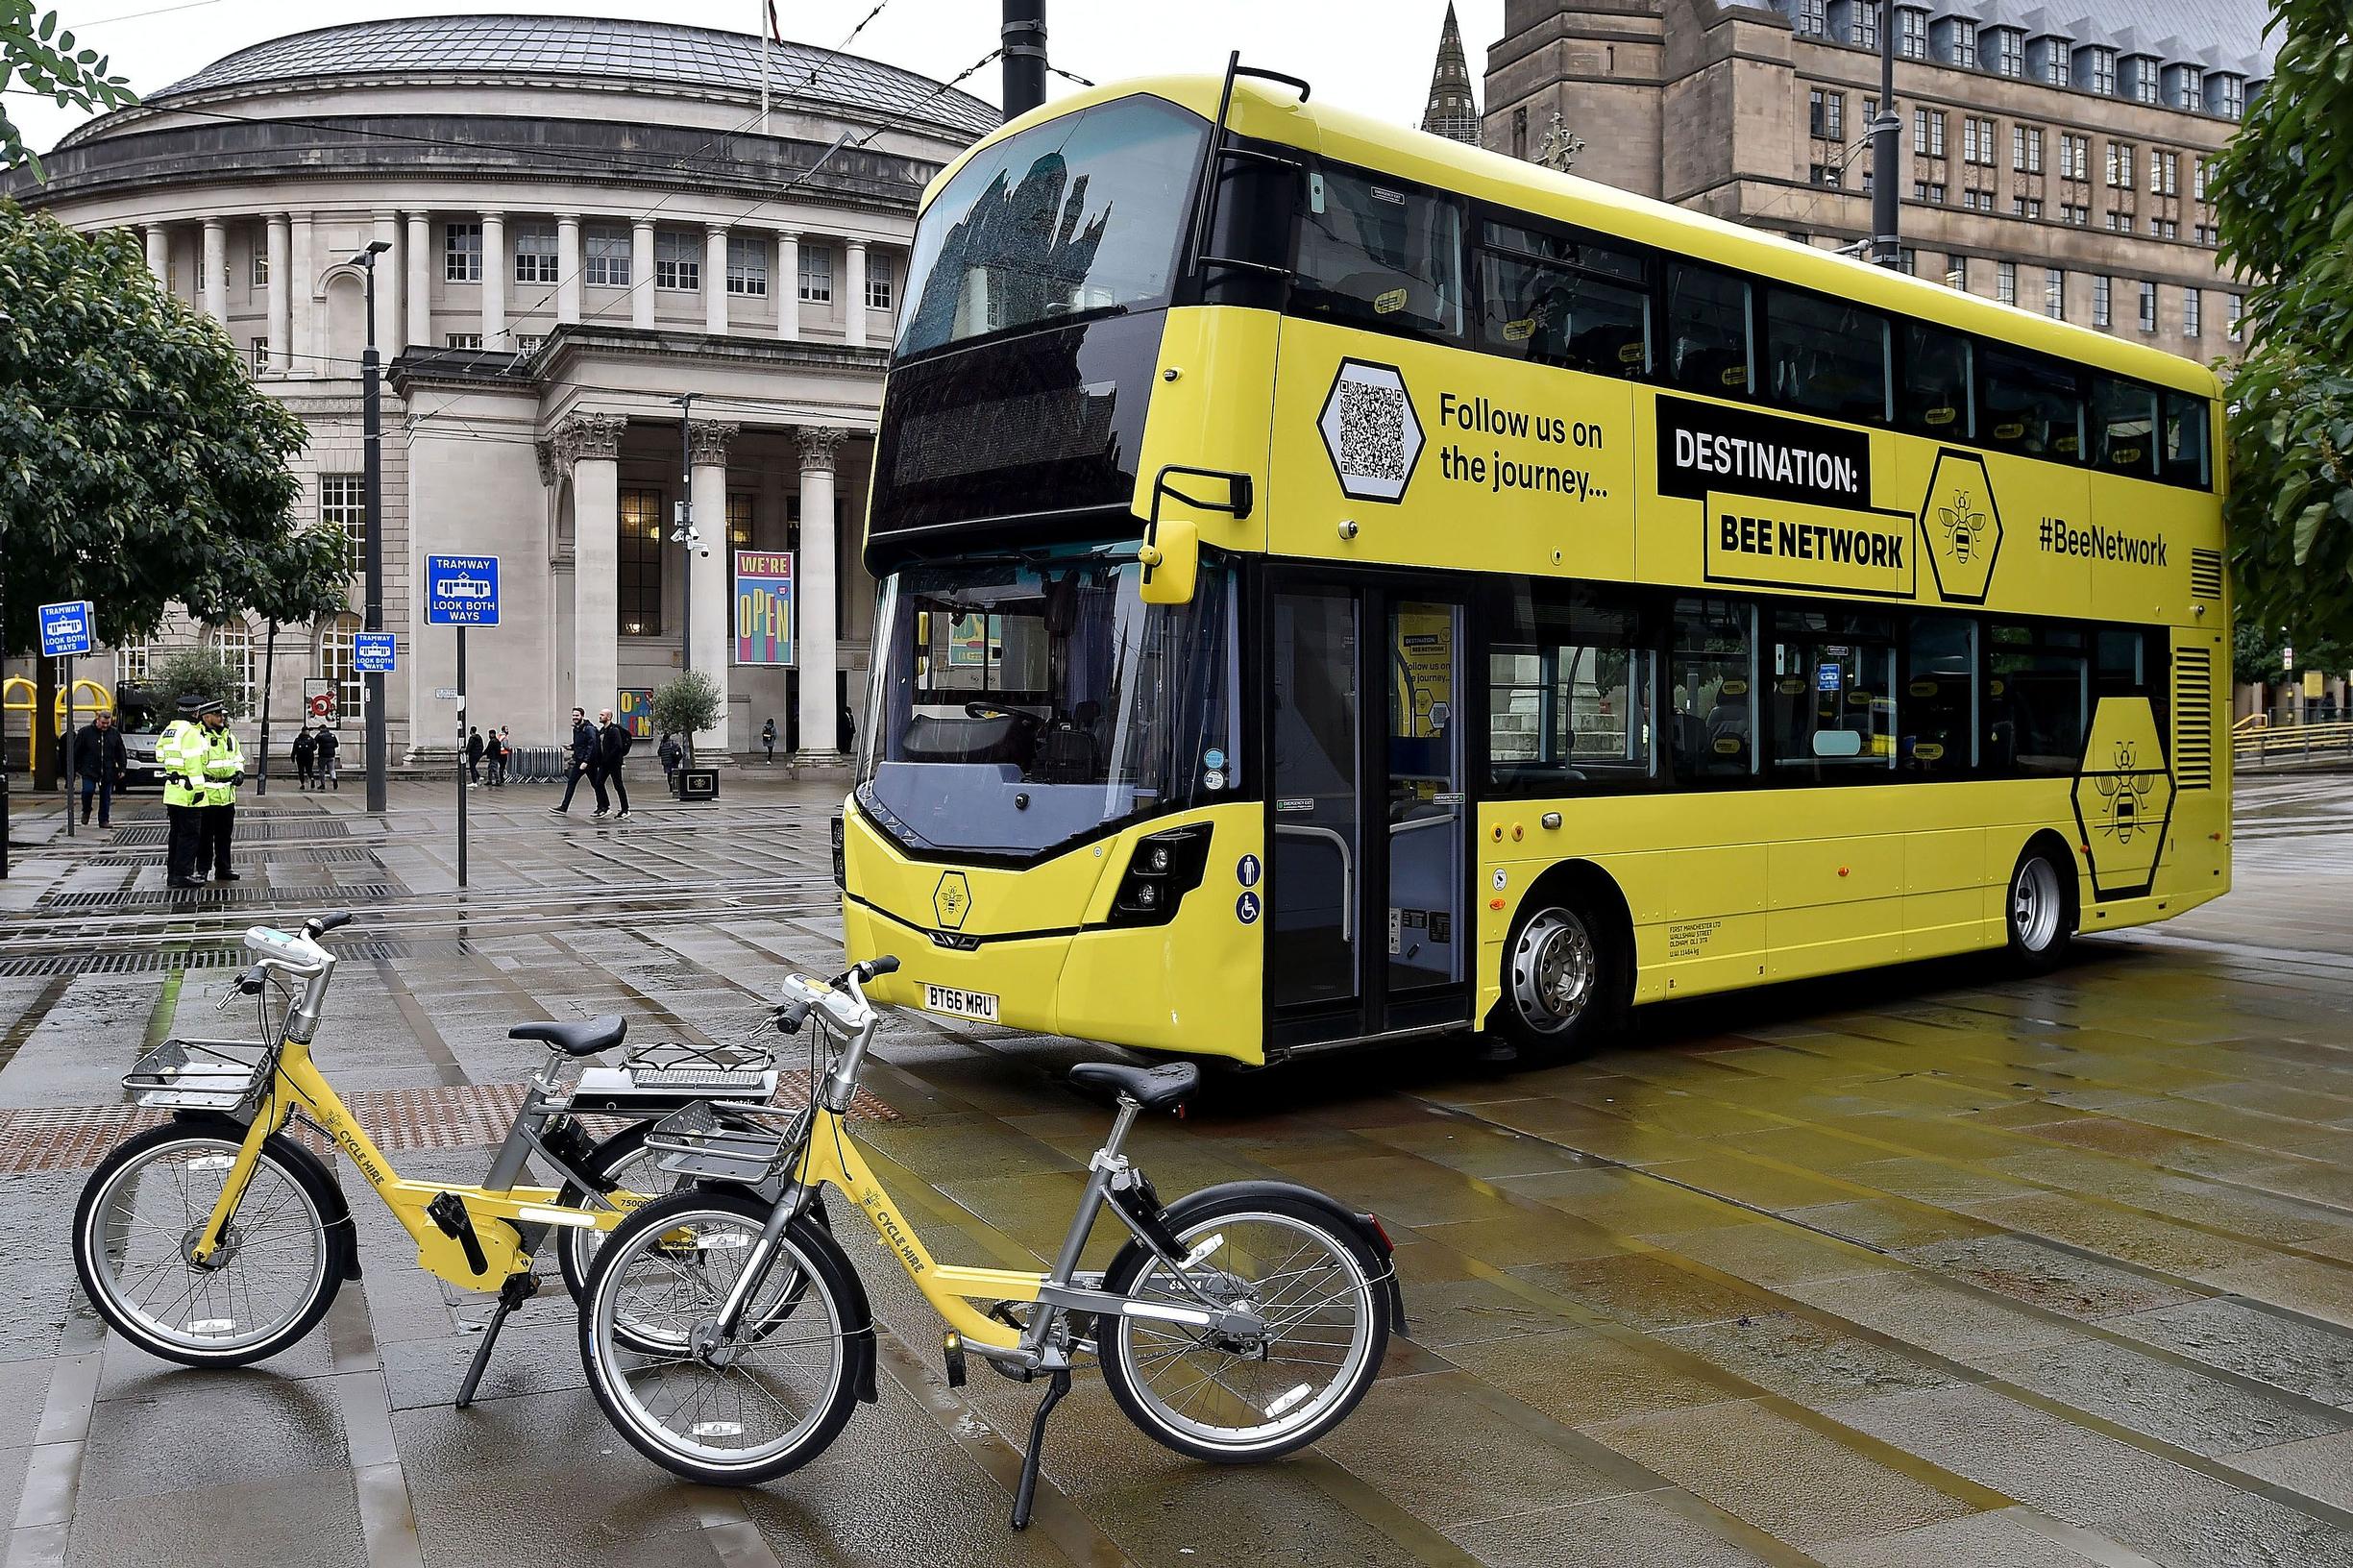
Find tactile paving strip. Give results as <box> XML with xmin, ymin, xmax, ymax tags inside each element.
<box><xmin>0</xmin><ymin>1075</ymin><xmax>894</xmax><ymax>1174</ymax></box>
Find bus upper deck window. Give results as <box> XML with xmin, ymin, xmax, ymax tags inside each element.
<box><xmin>1764</xmin><ymin>287</ymin><xmax>1889</xmax><ymax>424</ymax></box>
<box><xmin>1664</xmin><ymin>264</ymin><xmax>1751</xmax><ymax>396</ymax></box>
<box><xmin>2162</xmin><ymin>391</ymin><xmax>2212</xmax><ymax>489</ymax></box>
<box><xmin>1477</xmin><ymin>222</ymin><xmax>1648</xmax><ymax>377</ymax></box>
<box><xmin>1976</xmin><ymin>347</ymin><xmax>2082</xmax><ymax>460</ymax></box>
<box><xmin>1900</xmin><ymin>322</ymin><xmax>1972</xmax><ymax>437</ymax></box>
<box><xmin>2089</xmin><ymin>375</ymin><xmax>2159</xmax><ymax>477</ymax></box>
<box><xmin>1295</xmin><ymin>168</ymin><xmax>1465</xmax><ymax>338</ymax></box>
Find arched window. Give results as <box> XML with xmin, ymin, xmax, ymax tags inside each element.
<box><xmin>208</xmin><ymin>622</ymin><xmax>254</xmax><ymax>714</ymax></box>
<box><xmin>317</xmin><ymin>613</ymin><xmax>364</xmax><ymax>722</ymax></box>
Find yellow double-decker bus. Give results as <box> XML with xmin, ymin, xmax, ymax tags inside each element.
<box><xmin>839</xmin><ymin>61</ymin><xmax>2229</xmax><ymax>1066</ymax></box>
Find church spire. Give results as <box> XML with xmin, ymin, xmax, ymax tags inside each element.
<box><xmin>1420</xmin><ymin>2</ymin><xmax>1482</xmax><ymax>144</ymax></box>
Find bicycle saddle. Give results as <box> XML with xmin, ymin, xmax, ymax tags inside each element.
<box><xmin>509</xmin><ymin>1016</ymin><xmax>626</xmax><ymax>1057</ymax></box>
<box><xmin>1068</xmin><ymin>1060</ymin><xmax>1199</xmax><ymax>1111</ymax></box>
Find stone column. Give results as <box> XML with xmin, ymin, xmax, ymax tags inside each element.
<box><xmin>557</xmin><ymin>411</ymin><xmax>626</xmax><ymax>717</ymax></box>
<box><xmin>630</xmin><ymin>220</ymin><xmax>655</xmax><ymax>330</ymax></box>
<box><xmin>704</xmin><ymin>223</ymin><xmax>729</xmax><ymax>335</ymax></box>
<box><xmin>201</xmin><ymin>218</ymin><xmax>228</xmax><ymax>320</ymax></box>
<box><xmin>480</xmin><ymin>211</ymin><xmax>506</xmax><ymax>347</ymax></box>
<box><xmin>775</xmin><ymin>232</ymin><xmax>799</xmax><ymax>340</ymax></box>
<box><xmin>795</xmin><ymin>427</ymin><xmax>846</xmax><ymax>761</ymax></box>
<box><xmin>405</xmin><ymin>211</ymin><xmax>432</xmax><ymax>351</ymax></box>
<box><xmin>845</xmin><ymin>238</ymin><xmax>868</xmax><ymax>348</ymax></box>
<box><xmin>688</xmin><ymin>420</ymin><xmax>739</xmax><ymax>755</ymax></box>
<box><xmin>144</xmin><ymin>223</ymin><xmax>169</xmax><ymax>285</ymax></box>
<box><xmin>371</xmin><ymin>211</ymin><xmax>401</xmax><ymax>353</ymax></box>
<box><xmin>556</xmin><ymin>214</ymin><xmax>582</xmax><ymax>325</ymax></box>
<box><xmin>265</xmin><ymin>214</ymin><xmax>290</xmax><ymax>372</ymax></box>
<box><xmin>290</xmin><ymin>213</ymin><xmax>317</xmax><ymax>375</ymax></box>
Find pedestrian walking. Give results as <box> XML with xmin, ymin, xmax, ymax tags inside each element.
<box><xmin>159</xmin><ymin>697</ymin><xmax>212</xmax><ymax>889</ymax></box>
<box><xmin>314</xmin><ymin>725</ymin><xmax>340</xmax><ymax>790</ymax></box>
<box><xmin>658</xmin><ymin>732</ymin><xmax>683</xmax><ymax>796</ymax></box>
<box><xmin>491</xmin><ymin>726</ymin><xmax>512</xmax><ymax>787</ymax></box>
<box><xmin>466</xmin><ymin>726</ymin><xmax>484</xmax><ymax>786</ymax></box>
<box><xmin>593</xmin><ymin>706</ymin><xmax>633</xmax><ymax>821</ymax></box>
<box><xmin>197</xmin><ymin>701</ymin><xmax>245</xmax><ymax>882</ymax></box>
<box><xmin>75</xmin><ymin>710</ymin><xmax>127</xmax><ymax>830</ymax></box>
<box><xmin>550</xmin><ymin>706</ymin><xmax>597</xmax><ymax>814</ymax></box>
<box><xmin>761</xmin><ymin>717</ymin><xmax>776</xmax><ymax>765</ymax></box>
<box><xmin>839</xmin><ymin>697</ymin><xmax>857</xmax><ymax>756</ymax></box>
<box><xmin>291</xmin><ymin>725</ymin><xmax>316</xmax><ymax>791</ymax></box>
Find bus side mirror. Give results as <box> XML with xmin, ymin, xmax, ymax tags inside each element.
<box><xmin>1138</xmin><ymin>520</ymin><xmax>1200</xmax><ymax>606</ymax></box>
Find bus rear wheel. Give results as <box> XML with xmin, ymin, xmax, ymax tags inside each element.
<box><xmin>2005</xmin><ymin>846</ymin><xmax>2074</xmax><ymax>973</ymax></box>
<box><xmin>1493</xmin><ymin>894</ymin><xmax>1624</xmax><ymax>1061</ymax></box>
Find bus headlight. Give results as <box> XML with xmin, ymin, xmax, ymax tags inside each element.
<box><xmin>830</xmin><ymin>812</ymin><xmax>846</xmax><ymax>888</ymax></box>
<box><xmin>1108</xmin><ymin>824</ymin><xmax>1212</xmax><ymax>927</ymax></box>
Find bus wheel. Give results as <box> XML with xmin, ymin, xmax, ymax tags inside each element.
<box><xmin>2005</xmin><ymin>846</ymin><xmax>2073</xmax><ymax>973</ymax></box>
<box><xmin>1497</xmin><ymin>896</ymin><xmax>1622</xmax><ymax>1060</ymax></box>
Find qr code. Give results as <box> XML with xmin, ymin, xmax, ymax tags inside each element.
<box><xmin>1337</xmin><ymin>380</ymin><xmax>1407</xmax><ymax>481</ymax></box>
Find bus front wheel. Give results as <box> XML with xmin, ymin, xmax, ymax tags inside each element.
<box><xmin>1494</xmin><ymin>894</ymin><xmax>1626</xmax><ymax>1061</ymax></box>
<box><xmin>2005</xmin><ymin>845</ymin><xmax>2074</xmax><ymax>973</ymax></box>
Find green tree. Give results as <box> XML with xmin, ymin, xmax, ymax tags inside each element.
<box><xmin>650</xmin><ymin>671</ymin><xmax>723</xmax><ymax>766</ymax></box>
<box><xmin>148</xmin><ymin>647</ymin><xmax>249</xmax><ymax>720</ymax></box>
<box><xmin>1</xmin><ymin>202</ymin><xmax>331</xmax><ymax>652</ymax></box>
<box><xmin>1</xmin><ymin>2</ymin><xmax>133</xmax><ymax>178</ymax></box>
<box><xmin>2211</xmin><ymin>0</ymin><xmax>2353</xmax><ymax>648</ymax></box>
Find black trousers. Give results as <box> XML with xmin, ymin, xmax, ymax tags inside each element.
<box><xmin>200</xmin><ymin>803</ymin><xmax>234</xmax><ymax>878</ymax></box>
<box><xmin>589</xmin><ymin>763</ymin><xmax>627</xmax><ymax>814</ymax></box>
<box><xmin>166</xmin><ymin>803</ymin><xmax>205</xmax><ymax>881</ymax></box>
<box><xmin>558</xmin><ymin>762</ymin><xmax>590</xmax><ymax>810</ymax></box>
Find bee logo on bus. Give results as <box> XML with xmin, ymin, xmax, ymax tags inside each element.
<box><xmin>933</xmin><ymin>871</ymin><xmax>972</xmax><ymax>931</ymax></box>
<box><xmin>2093</xmin><ymin>742</ymin><xmax>2159</xmax><ymax>845</ymax></box>
<box><xmin>1918</xmin><ymin>450</ymin><xmax>2001</xmax><ymax>604</ymax></box>
<box><xmin>2071</xmin><ymin>701</ymin><xmax>2173</xmax><ymax>901</ymax></box>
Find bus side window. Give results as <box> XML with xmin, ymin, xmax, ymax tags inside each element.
<box><xmin>1477</xmin><ymin>221</ymin><xmax>1648</xmax><ymax>378</ymax></box>
<box><xmin>2089</xmin><ymin>375</ymin><xmax>2159</xmax><ymax>478</ymax></box>
<box><xmin>2162</xmin><ymin>392</ymin><xmax>2212</xmax><ymax>490</ymax></box>
<box><xmin>1663</xmin><ymin>264</ymin><xmax>1751</xmax><ymax>396</ymax></box>
<box><xmin>1977</xmin><ymin>347</ymin><xmax>2083</xmax><ymax>461</ymax></box>
<box><xmin>1668</xmin><ymin>596</ymin><xmax>1754</xmax><ymax>780</ymax></box>
<box><xmin>1294</xmin><ymin>167</ymin><xmax>1466</xmax><ymax>340</ymax></box>
<box><xmin>1987</xmin><ymin>622</ymin><xmax>2087</xmax><ymax>775</ymax></box>
<box><xmin>1766</xmin><ymin>607</ymin><xmax>1898</xmax><ymax>778</ymax></box>
<box><xmin>1902</xmin><ymin>614</ymin><xmax>1976</xmax><ymax>774</ymax></box>
<box><xmin>1485</xmin><ymin>582</ymin><xmax>1655</xmax><ymax>794</ymax></box>
<box><xmin>1900</xmin><ymin>322</ymin><xmax>1972</xmax><ymax>438</ymax></box>
<box><xmin>1762</xmin><ymin>287</ymin><xmax>1890</xmax><ymax>425</ymax></box>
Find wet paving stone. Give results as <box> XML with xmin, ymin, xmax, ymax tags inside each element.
<box><xmin>1445</xmin><ymin>1489</ymin><xmax>1783</xmax><ymax>1568</ymax></box>
<box><xmin>1901</xmin><ymin>1234</ymin><xmax>2209</xmax><ymax>1320</ymax></box>
<box><xmin>1810</xmin><ymin>1507</ymin><xmax>2112</xmax><ymax>1568</ymax></box>
<box><xmin>1656</xmin><ymin>1311</ymin><xmax>1963</xmax><ymax>1410</ymax></box>
<box><xmin>2106</xmin><ymin>1296</ymin><xmax>2353</xmax><ymax>1408</ymax></box>
<box><xmin>1979</xmin><ymin>1335</ymin><xmax>2353</xmax><ymax>1457</ymax></box>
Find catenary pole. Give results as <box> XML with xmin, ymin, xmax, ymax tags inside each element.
<box><xmin>1002</xmin><ymin>0</ymin><xmax>1046</xmax><ymax>120</ymax></box>
<box><xmin>355</xmin><ymin>240</ymin><xmax>392</xmax><ymax>811</ymax></box>
<box><xmin>1870</xmin><ymin>2</ymin><xmax>1900</xmax><ymax>266</ymax></box>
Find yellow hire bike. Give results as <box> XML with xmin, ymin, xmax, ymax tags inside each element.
<box><xmin>71</xmin><ymin>912</ymin><xmax>785</xmax><ymax>1407</ymax></box>
<box><xmin>579</xmin><ymin>956</ymin><xmax>1408</xmax><ymax>1530</ymax></box>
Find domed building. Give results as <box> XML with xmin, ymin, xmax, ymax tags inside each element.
<box><xmin>11</xmin><ymin>14</ymin><xmax>997</xmax><ymax>764</ymax></box>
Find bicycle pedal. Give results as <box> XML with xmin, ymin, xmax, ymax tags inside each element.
<box><xmin>943</xmin><ymin>1331</ymin><xmax>967</xmax><ymax>1389</ymax></box>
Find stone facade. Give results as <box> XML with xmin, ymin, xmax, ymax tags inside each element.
<box><xmin>8</xmin><ymin>15</ymin><xmax>993</xmax><ymax>764</ymax></box>
<box><xmin>1482</xmin><ymin>0</ymin><xmax>2270</xmax><ymax>365</ymax></box>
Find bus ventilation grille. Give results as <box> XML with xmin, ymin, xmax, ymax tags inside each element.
<box><xmin>2174</xmin><ymin>647</ymin><xmax>2214</xmax><ymax>790</ymax></box>
<box><xmin>2190</xmin><ymin>549</ymin><xmax>2224</xmax><ymax>600</ymax></box>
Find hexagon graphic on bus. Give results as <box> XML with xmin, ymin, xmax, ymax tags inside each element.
<box><xmin>1918</xmin><ymin>449</ymin><xmax>2001</xmax><ymax>604</ymax></box>
<box><xmin>933</xmin><ymin>870</ymin><xmax>972</xmax><ymax>931</ymax></box>
<box><xmin>2070</xmin><ymin>698</ymin><xmax>2173</xmax><ymax>901</ymax></box>
<box><xmin>1318</xmin><ymin>358</ymin><xmax>1424</xmax><ymax>503</ymax></box>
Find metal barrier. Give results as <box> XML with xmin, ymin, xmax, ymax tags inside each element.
<box><xmin>505</xmin><ymin>746</ymin><xmax>569</xmax><ymax>784</ymax></box>
<box><xmin>2234</xmin><ymin>719</ymin><xmax>2353</xmax><ymax>770</ymax></box>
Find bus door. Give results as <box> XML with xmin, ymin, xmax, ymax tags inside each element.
<box><xmin>1267</xmin><ymin>580</ymin><xmax>1472</xmax><ymax>1051</ymax></box>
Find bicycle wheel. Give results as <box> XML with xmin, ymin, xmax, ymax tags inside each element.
<box><xmin>73</xmin><ymin>1121</ymin><xmax>345</xmax><ymax>1367</ymax></box>
<box><xmin>579</xmin><ymin>1188</ymin><xmax>862</xmax><ymax>1485</ymax></box>
<box><xmin>1097</xmin><ymin>1190</ymin><xmax>1386</xmax><ymax>1462</ymax></box>
<box><xmin>552</xmin><ymin>1121</ymin><xmax>674</xmax><ymax>1306</ymax></box>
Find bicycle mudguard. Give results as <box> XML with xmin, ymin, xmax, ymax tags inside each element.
<box><xmin>170</xmin><ymin>1109</ymin><xmax>363</xmax><ymax>1281</ymax></box>
<box><xmin>1154</xmin><ymin>1180</ymin><xmax>1408</xmax><ymax>1338</ymax></box>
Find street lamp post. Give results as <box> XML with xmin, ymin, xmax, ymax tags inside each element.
<box><xmin>354</xmin><ymin>240</ymin><xmax>392</xmax><ymax>811</ymax></box>
<box><xmin>673</xmin><ymin>392</ymin><xmax>701</xmax><ymax>765</ymax></box>
<box><xmin>1870</xmin><ymin>4</ymin><xmax>1900</xmax><ymax>267</ymax></box>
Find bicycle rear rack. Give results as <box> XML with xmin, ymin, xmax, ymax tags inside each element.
<box><xmin>123</xmin><ymin>1039</ymin><xmax>274</xmax><ymax>1113</ymax></box>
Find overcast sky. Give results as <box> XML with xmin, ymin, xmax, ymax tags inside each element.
<box><xmin>21</xmin><ymin>0</ymin><xmax>1506</xmax><ymax>154</ymax></box>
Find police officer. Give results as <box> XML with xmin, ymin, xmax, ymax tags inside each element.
<box><xmin>158</xmin><ymin>697</ymin><xmax>214</xmax><ymax>890</ymax></box>
<box><xmin>197</xmin><ymin>700</ymin><xmax>245</xmax><ymax>882</ymax></box>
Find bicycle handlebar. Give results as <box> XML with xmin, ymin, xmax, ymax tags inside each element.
<box><xmin>843</xmin><ymin>956</ymin><xmax>899</xmax><ymax>985</ymax></box>
<box><xmin>306</xmin><ymin>912</ymin><xmax>355</xmax><ymax>939</ymax></box>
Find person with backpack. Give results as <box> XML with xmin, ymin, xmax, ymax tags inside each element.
<box><xmin>761</xmin><ymin>717</ymin><xmax>776</xmax><ymax>765</ymax></box>
<box><xmin>314</xmin><ymin>725</ymin><xmax>340</xmax><ymax>790</ymax></box>
<box><xmin>550</xmin><ymin>706</ymin><xmax>598</xmax><ymax>815</ymax></box>
<box><xmin>291</xmin><ymin>725</ymin><xmax>316</xmax><ymax>792</ymax></box>
<box><xmin>491</xmin><ymin>726</ymin><xmax>512</xmax><ymax>787</ymax></box>
<box><xmin>657</xmin><ymin>732</ymin><xmax>683</xmax><ymax>796</ymax></box>
<box><xmin>465</xmin><ymin>725</ymin><xmax>484</xmax><ymax>786</ymax></box>
<box><xmin>592</xmin><ymin>706</ymin><xmax>633</xmax><ymax>821</ymax></box>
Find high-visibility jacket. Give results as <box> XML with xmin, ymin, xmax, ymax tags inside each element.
<box><xmin>158</xmin><ymin>721</ymin><xmax>208</xmax><ymax>808</ymax></box>
<box><xmin>202</xmin><ymin>727</ymin><xmax>244</xmax><ymax>806</ymax></box>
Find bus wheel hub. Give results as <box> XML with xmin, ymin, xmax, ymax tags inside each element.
<box><xmin>1513</xmin><ymin>911</ymin><xmax>1593</xmax><ymax>1028</ymax></box>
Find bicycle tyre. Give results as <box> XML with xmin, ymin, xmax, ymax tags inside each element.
<box><xmin>73</xmin><ymin>1121</ymin><xmax>348</xmax><ymax>1368</ymax></box>
<box><xmin>579</xmin><ymin>1188</ymin><xmax>864</xmax><ymax>1485</ymax></box>
<box><xmin>1096</xmin><ymin>1188</ymin><xmax>1387</xmax><ymax>1463</ymax></box>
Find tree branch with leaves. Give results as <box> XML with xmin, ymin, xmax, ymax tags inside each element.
<box><xmin>1</xmin><ymin>2</ymin><xmax>134</xmax><ymax>178</ymax></box>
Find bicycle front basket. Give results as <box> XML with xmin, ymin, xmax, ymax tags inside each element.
<box><xmin>123</xmin><ymin>1038</ymin><xmax>275</xmax><ymax>1113</ymax></box>
<box><xmin>642</xmin><ymin>1099</ymin><xmax>794</xmax><ymax>1184</ymax></box>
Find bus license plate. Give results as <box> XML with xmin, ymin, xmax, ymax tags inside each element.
<box><xmin>922</xmin><ymin>984</ymin><xmax>998</xmax><ymax>1022</ymax></box>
